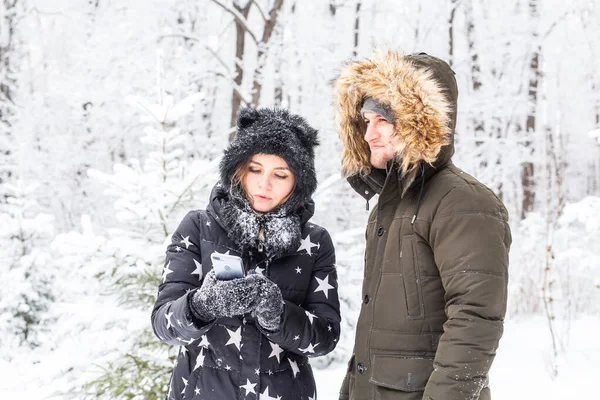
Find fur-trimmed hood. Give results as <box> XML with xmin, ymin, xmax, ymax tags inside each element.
<box><xmin>334</xmin><ymin>50</ymin><xmax>459</xmax><ymax>179</ymax></box>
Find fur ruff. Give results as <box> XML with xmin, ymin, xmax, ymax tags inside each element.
<box><xmin>334</xmin><ymin>49</ymin><xmax>453</xmax><ymax>177</ymax></box>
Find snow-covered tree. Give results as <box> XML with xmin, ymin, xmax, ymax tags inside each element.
<box><xmin>0</xmin><ymin>180</ymin><xmax>55</xmax><ymax>360</ymax></box>
<box><xmin>33</xmin><ymin>57</ymin><xmax>219</xmax><ymax>396</ymax></box>
<box><xmin>78</xmin><ymin>85</ymin><xmax>217</xmax><ymax>398</ymax></box>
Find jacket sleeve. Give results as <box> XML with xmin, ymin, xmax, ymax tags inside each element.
<box><xmin>424</xmin><ymin>184</ymin><xmax>511</xmax><ymax>400</ymax></box>
<box><xmin>262</xmin><ymin>228</ymin><xmax>342</xmax><ymax>357</ymax></box>
<box><xmin>151</xmin><ymin>211</ymin><xmax>215</xmax><ymax>346</ymax></box>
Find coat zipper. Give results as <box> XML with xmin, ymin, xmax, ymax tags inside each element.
<box><xmin>257</xmin><ymin>226</ymin><xmax>265</xmax><ymax>252</ymax></box>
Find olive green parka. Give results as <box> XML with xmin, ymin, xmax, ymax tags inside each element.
<box><xmin>334</xmin><ymin>50</ymin><xmax>511</xmax><ymax>400</ymax></box>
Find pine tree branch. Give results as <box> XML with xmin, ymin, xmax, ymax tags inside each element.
<box><xmin>168</xmin><ymin>158</ymin><xmax>221</xmax><ymax>215</ymax></box>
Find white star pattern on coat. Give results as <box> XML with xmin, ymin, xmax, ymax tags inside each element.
<box><xmin>191</xmin><ymin>259</ymin><xmax>202</xmax><ymax>279</ymax></box>
<box><xmin>240</xmin><ymin>379</ymin><xmax>257</xmax><ymax>396</ymax></box>
<box><xmin>165</xmin><ymin>311</ymin><xmax>174</xmax><ymax>330</ymax></box>
<box><xmin>305</xmin><ymin>310</ymin><xmax>318</xmax><ymax>324</ymax></box>
<box><xmin>180</xmin><ymin>346</ymin><xmax>188</xmax><ymax>358</ymax></box>
<box><xmin>193</xmin><ymin>348</ymin><xmax>205</xmax><ymax>371</ymax></box>
<box><xmin>314</xmin><ymin>274</ymin><xmax>334</xmax><ymax>298</ymax></box>
<box><xmin>181</xmin><ymin>377</ymin><xmax>188</xmax><ymax>394</ymax></box>
<box><xmin>162</xmin><ymin>262</ymin><xmax>174</xmax><ymax>283</ymax></box>
<box><xmin>225</xmin><ymin>327</ymin><xmax>242</xmax><ymax>350</ymax></box>
<box><xmin>268</xmin><ymin>341</ymin><xmax>284</xmax><ymax>363</ymax></box>
<box><xmin>180</xmin><ymin>235</ymin><xmax>193</xmax><ymax>249</ymax></box>
<box><xmin>255</xmin><ymin>266</ymin><xmax>265</xmax><ymax>275</ymax></box>
<box><xmin>295</xmin><ymin>266</ymin><xmax>302</xmax><ymax>274</ymax></box>
<box><xmin>297</xmin><ymin>235</ymin><xmax>318</xmax><ymax>256</ymax></box>
<box><xmin>299</xmin><ymin>342</ymin><xmax>319</xmax><ymax>354</ymax></box>
<box><xmin>194</xmin><ymin>387</ymin><xmax>201</xmax><ymax>395</ymax></box>
<box><xmin>259</xmin><ymin>386</ymin><xmax>281</xmax><ymax>400</ymax></box>
<box><xmin>197</xmin><ymin>335</ymin><xmax>210</xmax><ymax>348</ymax></box>
<box><xmin>293</xmin><ymin>335</ymin><xmax>300</xmax><ymax>341</ymax></box>
<box><xmin>308</xmin><ymin>392</ymin><xmax>316</xmax><ymax>400</ymax></box>
<box><xmin>288</xmin><ymin>358</ymin><xmax>300</xmax><ymax>378</ymax></box>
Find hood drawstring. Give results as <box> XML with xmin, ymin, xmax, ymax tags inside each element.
<box><xmin>411</xmin><ymin>163</ymin><xmax>426</xmax><ymax>225</ymax></box>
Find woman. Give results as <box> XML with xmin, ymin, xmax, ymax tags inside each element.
<box><xmin>151</xmin><ymin>107</ymin><xmax>341</xmax><ymax>400</ymax></box>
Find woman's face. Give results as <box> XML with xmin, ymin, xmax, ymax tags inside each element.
<box><xmin>242</xmin><ymin>154</ymin><xmax>296</xmax><ymax>213</ymax></box>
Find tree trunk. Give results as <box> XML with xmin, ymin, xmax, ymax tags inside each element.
<box><xmin>594</xmin><ymin>79</ymin><xmax>600</xmax><ymax>128</ymax></box>
<box><xmin>0</xmin><ymin>0</ymin><xmax>19</xmax><ymax>185</ymax></box>
<box><xmin>448</xmin><ymin>0</ymin><xmax>459</xmax><ymax>67</ymax></box>
<box><xmin>465</xmin><ymin>1</ymin><xmax>482</xmax><ymax>93</ymax></box>
<box><xmin>329</xmin><ymin>0</ymin><xmax>337</xmax><ymax>16</ymax></box>
<box><xmin>352</xmin><ymin>1</ymin><xmax>361</xmax><ymax>58</ymax></box>
<box><xmin>0</xmin><ymin>0</ymin><xmax>18</xmax><ymax>120</ymax></box>
<box><xmin>229</xmin><ymin>1</ymin><xmax>252</xmax><ymax>141</ymax></box>
<box><xmin>521</xmin><ymin>0</ymin><xmax>540</xmax><ymax>218</ymax></box>
<box><xmin>273</xmin><ymin>23</ymin><xmax>284</xmax><ymax>107</ymax></box>
<box><xmin>250</xmin><ymin>0</ymin><xmax>284</xmax><ymax>107</ymax></box>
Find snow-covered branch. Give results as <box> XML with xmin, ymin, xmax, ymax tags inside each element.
<box><xmin>209</xmin><ymin>0</ymin><xmax>259</xmax><ymax>44</ymax></box>
<box><xmin>249</xmin><ymin>0</ymin><xmax>268</xmax><ymax>22</ymax></box>
<box><xmin>157</xmin><ymin>34</ymin><xmax>252</xmax><ymax>106</ymax></box>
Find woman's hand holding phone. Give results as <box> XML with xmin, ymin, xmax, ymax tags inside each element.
<box><xmin>189</xmin><ymin>269</ymin><xmax>263</xmax><ymax>322</ymax></box>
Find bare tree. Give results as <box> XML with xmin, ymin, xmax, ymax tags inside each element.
<box><xmin>209</xmin><ymin>0</ymin><xmax>285</xmax><ymax>141</ymax></box>
<box><xmin>272</xmin><ymin>25</ymin><xmax>284</xmax><ymax>108</ymax></box>
<box><xmin>448</xmin><ymin>0</ymin><xmax>459</xmax><ymax>67</ymax></box>
<box><xmin>520</xmin><ymin>0</ymin><xmax>540</xmax><ymax>219</ymax></box>
<box><xmin>0</xmin><ymin>0</ymin><xmax>21</xmax><ymax>187</ymax></box>
<box><xmin>352</xmin><ymin>1</ymin><xmax>362</xmax><ymax>57</ymax></box>
<box><xmin>230</xmin><ymin>1</ymin><xmax>252</xmax><ymax>136</ymax></box>
<box><xmin>249</xmin><ymin>0</ymin><xmax>284</xmax><ymax>108</ymax></box>
<box><xmin>465</xmin><ymin>1</ymin><xmax>482</xmax><ymax>93</ymax></box>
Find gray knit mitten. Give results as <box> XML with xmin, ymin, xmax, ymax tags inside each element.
<box><xmin>190</xmin><ymin>269</ymin><xmax>262</xmax><ymax>322</ymax></box>
<box><xmin>253</xmin><ymin>276</ymin><xmax>284</xmax><ymax>332</ymax></box>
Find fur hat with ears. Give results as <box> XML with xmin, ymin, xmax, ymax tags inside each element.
<box><xmin>219</xmin><ymin>107</ymin><xmax>320</xmax><ymax>212</ymax></box>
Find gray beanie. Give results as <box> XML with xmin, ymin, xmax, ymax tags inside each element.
<box><xmin>361</xmin><ymin>97</ymin><xmax>396</xmax><ymax>124</ymax></box>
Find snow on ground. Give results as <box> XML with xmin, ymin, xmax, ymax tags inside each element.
<box><xmin>1</xmin><ymin>316</ymin><xmax>598</xmax><ymax>398</ymax></box>
<box><xmin>315</xmin><ymin>316</ymin><xmax>600</xmax><ymax>399</ymax></box>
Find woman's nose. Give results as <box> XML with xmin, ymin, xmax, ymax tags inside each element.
<box><xmin>258</xmin><ymin>175</ymin><xmax>271</xmax><ymax>189</ymax></box>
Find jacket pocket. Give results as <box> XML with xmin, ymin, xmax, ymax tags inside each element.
<box><xmin>368</xmin><ymin>354</ymin><xmax>433</xmax><ymax>392</ymax></box>
<box><xmin>400</xmin><ymin>235</ymin><xmax>425</xmax><ymax>319</ymax></box>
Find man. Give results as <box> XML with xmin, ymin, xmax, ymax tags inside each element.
<box><xmin>334</xmin><ymin>49</ymin><xmax>511</xmax><ymax>400</ymax></box>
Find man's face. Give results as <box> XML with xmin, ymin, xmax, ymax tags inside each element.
<box><xmin>363</xmin><ymin>111</ymin><xmax>396</xmax><ymax>169</ymax></box>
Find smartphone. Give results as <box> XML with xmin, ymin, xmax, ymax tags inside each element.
<box><xmin>210</xmin><ymin>252</ymin><xmax>245</xmax><ymax>280</ymax></box>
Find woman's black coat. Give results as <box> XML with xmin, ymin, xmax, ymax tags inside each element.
<box><xmin>151</xmin><ymin>186</ymin><xmax>341</xmax><ymax>400</ymax></box>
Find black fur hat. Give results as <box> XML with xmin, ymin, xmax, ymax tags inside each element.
<box><xmin>219</xmin><ymin>107</ymin><xmax>320</xmax><ymax>212</ymax></box>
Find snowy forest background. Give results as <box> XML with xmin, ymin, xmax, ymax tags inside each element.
<box><xmin>1</xmin><ymin>0</ymin><xmax>599</xmax><ymax>398</ymax></box>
